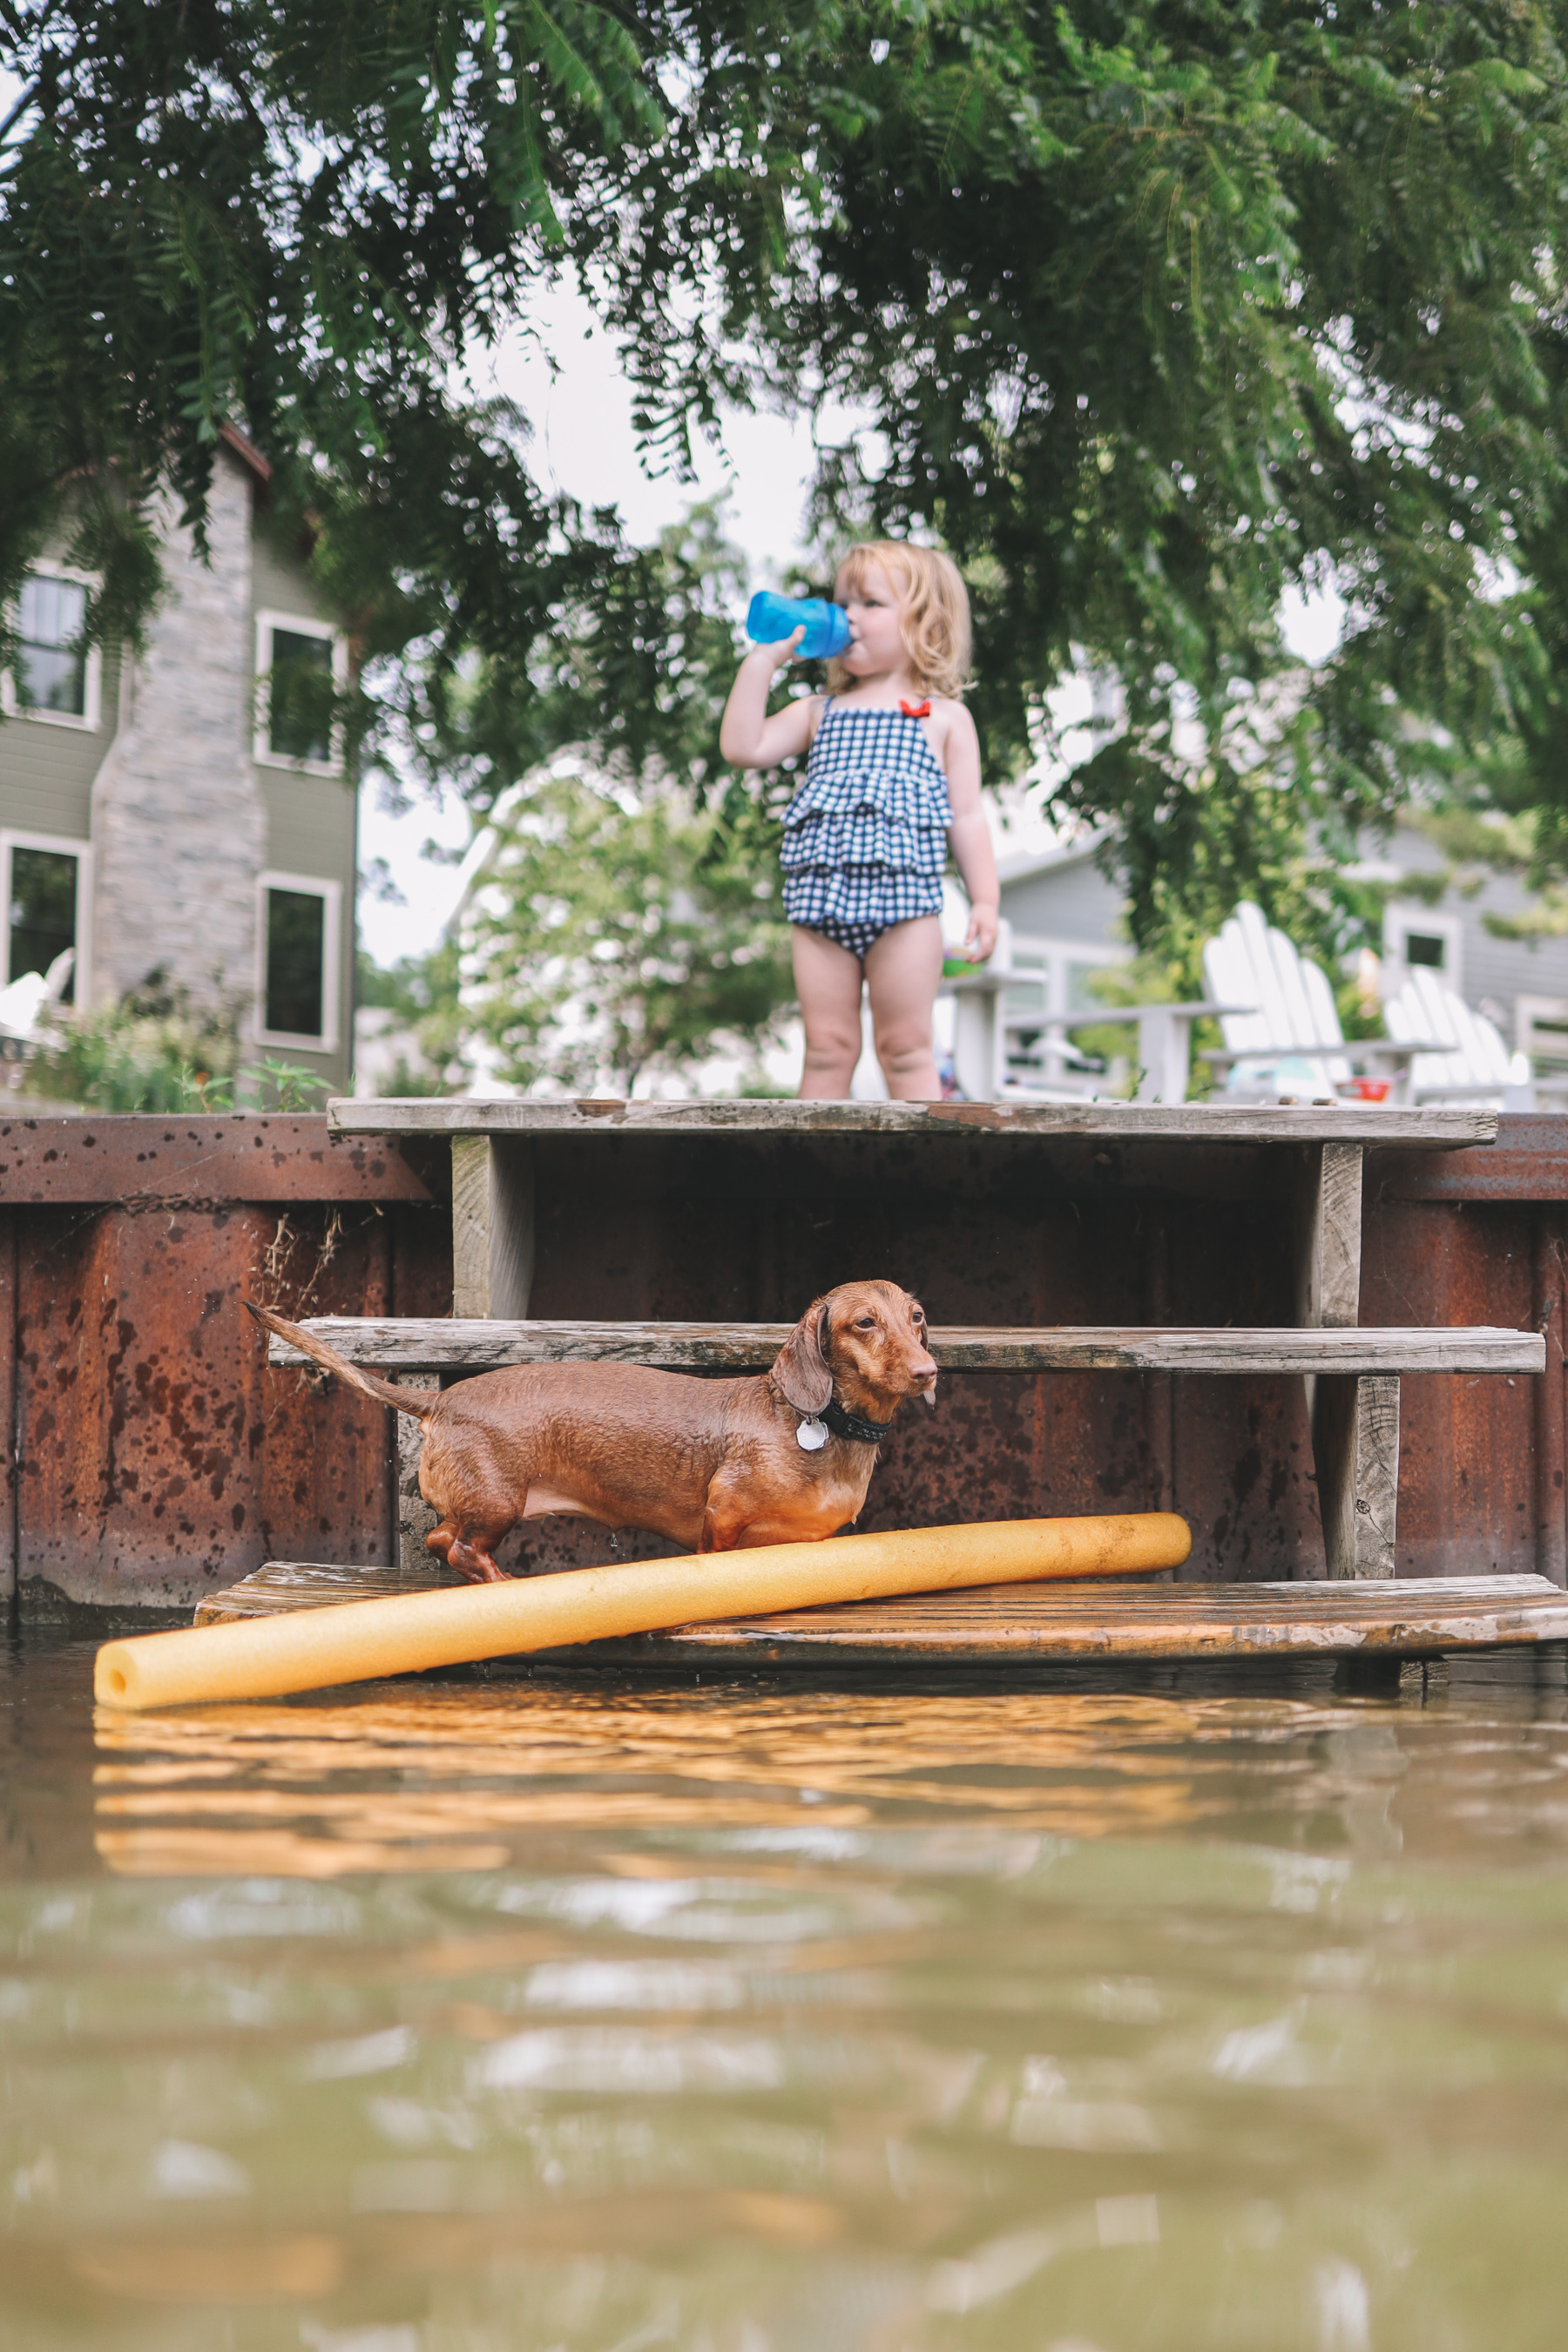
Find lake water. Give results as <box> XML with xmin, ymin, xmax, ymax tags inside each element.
<box><xmin>6</xmin><ymin>1632</ymin><xmax>1568</xmax><ymax>2349</ymax></box>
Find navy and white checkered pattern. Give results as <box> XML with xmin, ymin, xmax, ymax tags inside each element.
<box><xmin>781</xmin><ymin>703</ymin><xmax>951</xmax><ymax>960</ymax></box>
<box><xmin>781</xmin><ymin>866</ymin><xmax>945</xmax><ymax>960</ymax></box>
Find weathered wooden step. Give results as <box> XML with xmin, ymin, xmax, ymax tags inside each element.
<box><xmin>328</xmin><ymin>1098</ymin><xmax>1498</xmax><ymax>1146</ymax></box>
<box><xmin>194</xmin><ymin>1561</ymin><xmax>1568</xmax><ymax>1661</ymax></box>
<box><xmin>265</xmin><ymin>1318</ymin><xmax>1546</xmax><ymax>1377</ymax></box>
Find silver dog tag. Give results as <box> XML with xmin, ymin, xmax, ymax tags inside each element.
<box><xmin>796</xmin><ymin>1417</ymin><xmax>828</xmax><ymax>1452</ymax></box>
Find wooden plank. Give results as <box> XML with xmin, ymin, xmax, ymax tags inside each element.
<box><xmin>193</xmin><ymin>1561</ymin><xmax>1568</xmax><ymax>1659</ymax></box>
<box><xmin>451</xmin><ymin>1137</ymin><xmax>534</xmax><ymax>1319</ymax></box>
<box><xmin>196</xmin><ymin>1559</ymin><xmax>467</xmax><ymax>1621</ymax></box>
<box><xmin>266</xmin><ymin>1318</ymin><xmax>1547</xmax><ymax>1377</ymax></box>
<box><xmin>1293</xmin><ymin>1141</ymin><xmax>1363</xmax><ymax>1329</ymax></box>
<box><xmin>328</xmin><ymin>1098</ymin><xmax>1499</xmax><ymax>1148</ymax></box>
<box><xmin>1315</xmin><ymin>1371</ymin><xmax>1401</xmax><ymax>1580</ymax></box>
<box><xmin>1291</xmin><ymin>1140</ymin><xmax>1370</xmax><ymax>1579</ymax></box>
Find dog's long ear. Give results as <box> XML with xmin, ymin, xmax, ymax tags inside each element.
<box><xmin>771</xmin><ymin>1298</ymin><xmax>834</xmax><ymax>1415</ymax></box>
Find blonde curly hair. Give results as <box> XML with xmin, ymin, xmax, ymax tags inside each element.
<box><xmin>826</xmin><ymin>540</ymin><xmax>972</xmax><ymax>699</ymax></box>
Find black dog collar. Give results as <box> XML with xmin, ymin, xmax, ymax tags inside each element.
<box><xmin>820</xmin><ymin>1397</ymin><xmax>895</xmax><ymax>1446</ymax></box>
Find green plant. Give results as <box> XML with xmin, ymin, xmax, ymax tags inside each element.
<box><xmin>26</xmin><ymin>970</ymin><xmax>240</xmax><ymax>1112</ymax></box>
<box><xmin>182</xmin><ymin>1060</ymin><xmax>331</xmax><ymax>1112</ymax></box>
<box><xmin>243</xmin><ymin>1059</ymin><xmax>329</xmax><ymax>1111</ymax></box>
<box><xmin>24</xmin><ymin>974</ymin><xmax>328</xmax><ymax>1112</ymax></box>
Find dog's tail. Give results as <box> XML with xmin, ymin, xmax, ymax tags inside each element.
<box><xmin>243</xmin><ymin>1299</ymin><xmax>436</xmax><ymax>1421</ymax></box>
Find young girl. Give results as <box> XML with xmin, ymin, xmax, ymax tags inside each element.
<box><xmin>720</xmin><ymin>541</ymin><xmax>999</xmax><ymax>1100</ymax></box>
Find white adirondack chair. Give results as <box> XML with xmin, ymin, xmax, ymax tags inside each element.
<box><xmin>950</xmin><ymin>908</ymin><xmax>1391</xmax><ymax>1110</ymax></box>
<box><xmin>0</xmin><ymin>947</ymin><xmax>75</xmax><ymax>1051</ymax></box>
<box><xmin>898</xmin><ymin>901</ymin><xmax>1497</xmax><ymax>1108</ymax></box>
<box><xmin>1383</xmin><ymin>965</ymin><xmax>1524</xmax><ymax>1107</ymax></box>
<box><xmin>1200</xmin><ymin>903</ymin><xmax>1353</xmax><ymax>1098</ymax></box>
<box><xmin>1197</xmin><ymin>904</ymin><xmax>1433</xmax><ymax>1103</ymax></box>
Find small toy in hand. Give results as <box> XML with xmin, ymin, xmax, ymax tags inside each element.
<box><xmin>746</xmin><ymin>591</ymin><xmax>851</xmax><ymax>661</ymax></box>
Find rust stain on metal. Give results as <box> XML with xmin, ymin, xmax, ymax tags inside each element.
<box><xmin>3</xmin><ymin>1117</ymin><xmax>1565</xmax><ymax>1602</ymax></box>
<box><xmin>14</xmin><ymin>1206</ymin><xmax>399</xmax><ymax>1605</ymax></box>
<box><xmin>1374</xmin><ymin>1112</ymin><xmax>1568</xmax><ymax>1203</ymax></box>
<box><xmin>0</xmin><ymin>1115</ymin><xmax>433</xmax><ymax>1205</ymax></box>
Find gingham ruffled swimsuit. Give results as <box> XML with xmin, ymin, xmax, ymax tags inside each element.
<box><xmin>781</xmin><ymin>700</ymin><xmax>952</xmax><ymax>960</ymax></box>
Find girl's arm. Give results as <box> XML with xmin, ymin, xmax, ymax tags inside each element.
<box><xmin>940</xmin><ymin>704</ymin><xmax>1000</xmax><ymax>962</ymax></box>
<box><xmin>719</xmin><ymin>632</ymin><xmax>819</xmax><ymax>768</ymax></box>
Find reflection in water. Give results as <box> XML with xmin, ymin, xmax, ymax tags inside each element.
<box><xmin>6</xmin><ymin>1646</ymin><xmax>1568</xmax><ymax>2347</ymax></box>
<box><xmin>91</xmin><ymin>1686</ymin><xmax>1224</xmax><ymax>1876</ymax></box>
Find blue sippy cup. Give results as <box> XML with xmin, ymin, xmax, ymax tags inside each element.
<box><xmin>747</xmin><ymin>591</ymin><xmax>851</xmax><ymax>661</ymax></box>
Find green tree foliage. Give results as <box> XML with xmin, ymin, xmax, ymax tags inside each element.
<box><xmin>0</xmin><ymin>0</ymin><xmax>666</xmax><ymax>679</ymax></box>
<box><xmin>460</xmin><ymin>766</ymin><xmax>792</xmax><ymax>1092</ymax></box>
<box><xmin>402</xmin><ymin>498</ymin><xmax>763</xmax><ymax>815</ymax></box>
<box><xmin>612</xmin><ymin>0</ymin><xmax>1568</xmax><ymax>966</ymax></box>
<box><xmin>353</xmin><ymin>500</ymin><xmax>795</xmax><ymax>1094</ymax></box>
<box><xmin>356</xmin><ymin>934</ymin><xmax>467</xmax><ymax>1092</ymax></box>
<box><xmin>9</xmin><ymin>2</ymin><xmax>1568</xmax><ymax>977</ymax></box>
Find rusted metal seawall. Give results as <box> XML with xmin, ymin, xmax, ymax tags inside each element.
<box><xmin>0</xmin><ymin>1118</ymin><xmax>451</xmax><ymax>1610</ymax></box>
<box><xmin>2</xmin><ymin>1112</ymin><xmax>1565</xmax><ymax>1607</ymax></box>
<box><xmin>503</xmin><ymin>1118</ymin><xmax>1568</xmax><ymax>1589</ymax></box>
<box><xmin>1367</xmin><ymin>1119</ymin><xmax>1568</xmax><ymax>1581</ymax></box>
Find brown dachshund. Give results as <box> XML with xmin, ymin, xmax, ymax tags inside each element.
<box><xmin>246</xmin><ymin>1281</ymin><xmax>938</xmax><ymax>1582</ymax></box>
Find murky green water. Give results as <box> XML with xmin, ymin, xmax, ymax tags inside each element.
<box><xmin>7</xmin><ymin>1635</ymin><xmax>1568</xmax><ymax>2349</ymax></box>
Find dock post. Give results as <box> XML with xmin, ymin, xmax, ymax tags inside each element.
<box><xmin>396</xmin><ymin>1136</ymin><xmax>536</xmax><ymax>1579</ymax></box>
<box><xmin>1313</xmin><ymin>1372</ymin><xmax>1400</xmax><ymax>1580</ymax></box>
<box><xmin>394</xmin><ymin>1374</ymin><xmax>440</xmax><ymax>1578</ymax></box>
<box><xmin>1293</xmin><ymin>1141</ymin><xmax>1398</xmax><ymax>1578</ymax></box>
<box><xmin>1532</xmin><ymin>1213</ymin><xmax>1566</xmax><ymax>1589</ymax></box>
<box><xmin>452</xmin><ymin>1138</ymin><xmax>535</xmax><ymax>1318</ymax></box>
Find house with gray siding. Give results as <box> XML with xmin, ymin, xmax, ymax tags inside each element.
<box><xmin>0</xmin><ymin>429</ymin><xmax>356</xmax><ymax>1091</ymax></box>
<box><xmin>995</xmin><ymin>828</ymin><xmax>1132</xmax><ymax>1015</ymax></box>
<box><xmin>1352</xmin><ymin>825</ymin><xmax>1568</xmax><ymax>1071</ymax></box>
<box><xmin>997</xmin><ymin>818</ymin><xmax>1568</xmax><ymax>1079</ymax></box>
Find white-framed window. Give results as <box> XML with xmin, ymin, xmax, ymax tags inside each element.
<box><xmin>1005</xmin><ymin>932</ymin><xmax>1132</xmax><ymax>1020</ymax></box>
<box><xmin>253</xmin><ymin>609</ymin><xmax>347</xmax><ymax>774</ymax></box>
<box><xmin>1383</xmin><ymin>902</ymin><xmax>1463</xmax><ymax>996</ymax></box>
<box><xmin>2</xmin><ymin>829</ymin><xmax>91</xmax><ymax>1002</ymax></box>
<box><xmin>1</xmin><ymin>567</ymin><xmax>103</xmax><ymax>730</ymax></box>
<box><xmin>256</xmin><ymin>871</ymin><xmax>341</xmax><ymax>1051</ymax></box>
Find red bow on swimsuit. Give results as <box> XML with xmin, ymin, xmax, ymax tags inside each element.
<box><xmin>899</xmin><ymin>698</ymin><xmax>931</xmax><ymax>719</ymax></box>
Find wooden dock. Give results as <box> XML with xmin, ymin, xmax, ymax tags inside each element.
<box><xmin>193</xmin><ymin>1561</ymin><xmax>1568</xmax><ymax>1666</ymax></box>
<box><xmin>310</xmin><ymin>1095</ymin><xmax>1544</xmax><ymax>1590</ymax></box>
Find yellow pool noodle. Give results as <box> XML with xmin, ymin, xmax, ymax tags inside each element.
<box><xmin>95</xmin><ymin>1511</ymin><xmax>1192</xmax><ymax>1711</ymax></box>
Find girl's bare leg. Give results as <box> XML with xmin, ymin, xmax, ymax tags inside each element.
<box><xmin>866</xmin><ymin>916</ymin><xmax>944</xmax><ymax>1099</ymax></box>
<box><xmin>792</xmin><ymin>924</ymin><xmax>867</xmax><ymax>1098</ymax></box>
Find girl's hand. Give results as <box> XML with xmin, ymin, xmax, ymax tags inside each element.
<box><xmin>963</xmin><ymin>902</ymin><xmax>1000</xmax><ymax>963</ymax></box>
<box><xmin>754</xmin><ymin>625</ymin><xmax>806</xmax><ymax>673</ymax></box>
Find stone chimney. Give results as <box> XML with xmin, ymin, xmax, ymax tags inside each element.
<box><xmin>89</xmin><ymin>443</ymin><xmax>267</xmax><ymax>1034</ymax></box>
